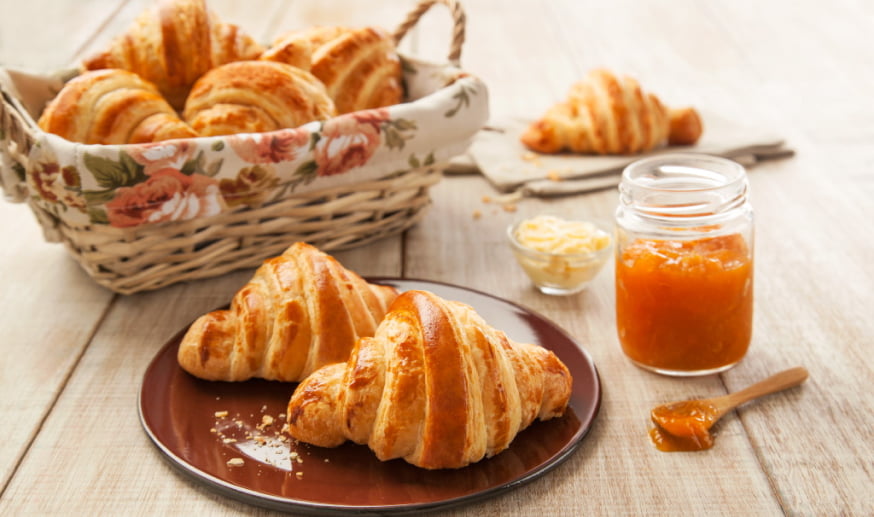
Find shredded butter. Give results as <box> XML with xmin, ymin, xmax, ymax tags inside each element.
<box><xmin>514</xmin><ymin>215</ymin><xmax>610</xmax><ymax>255</ymax></box>
<box><xmin>511</xmin><ymin>214</ymin><xmax>612</xmax><ymax>292</ymax></box>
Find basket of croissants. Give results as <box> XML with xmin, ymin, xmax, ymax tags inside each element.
<box><xmin>0</xmin><ymin>0</ymin><xmax>488</xmax><ymax>294</ymax></box>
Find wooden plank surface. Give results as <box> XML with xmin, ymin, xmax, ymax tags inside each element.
<box><xmin>0</xmin><ymin>0</ymin><xmax>872</xmax><ymax>515</ymax></box>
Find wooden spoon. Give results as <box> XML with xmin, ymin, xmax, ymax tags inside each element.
<box><xmin>649</xmin><ymin>366</ymin><xmax>809</xmax><ymax>452</ymax></box>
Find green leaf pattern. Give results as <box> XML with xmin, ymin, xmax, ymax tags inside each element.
<box><xmin>445</xmin><ymin>84</ymin><xmax>477</xmax><ymax>118</ymax></box>
<box><xmin>84</xmin><ymin>151</ymin><xmax>147</xmax><ymax>190</ymax></box>
<box><xmin>382</xmin><ymin>118</ymin><xmax>417</xmax><ymax>150</ymax></box>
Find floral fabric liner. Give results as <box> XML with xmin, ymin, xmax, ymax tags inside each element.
<box><xmin>2</xmin><ymin>56</ymin><xmax>488</xmax><ymax>229</ymax></box>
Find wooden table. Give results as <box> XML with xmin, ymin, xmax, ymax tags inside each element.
<box><xmin>1</xmin><ymin>0</ymin><xmax>872</xmax><ymax>515</ymax></box>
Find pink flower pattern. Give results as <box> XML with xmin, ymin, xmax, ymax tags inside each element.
<box><xmin>127</xmin><ymin>141</ymin><xmax>197</xmax><ymax>176</ymax></box>
<box><xmin>313</xmin><ymin>109</ymin><xmax>389</xmax><ymax>177</ymax></box>
<box><xmin>228</xmin><ymin>129</ymin><xmax>311</xmax><ymax>164</ymax></box>
<box><xmin>28</xmin><ymin>160</ymin><xmax>85</xmax><ymax>210</ymax></box>
<box><xmin>105</xmin><ymin>169</ymin><xmax>225</xmax><ymax>228</ymax></box>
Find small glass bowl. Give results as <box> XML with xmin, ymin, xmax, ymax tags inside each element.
<box><xmin>507</xmin><ymin>218</ymin><xmax>612</xmax><ymax>295</ymax></box>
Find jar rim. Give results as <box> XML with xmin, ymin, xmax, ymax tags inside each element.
<box><xmin>621</xmin><ymin>153</ymin><xmax>747</xmax><ymax>193</ymax></box>
<box><xmin>618</xmin><ymin>153</ymin><xmax>750</xmax><ymax>223</ymax></box>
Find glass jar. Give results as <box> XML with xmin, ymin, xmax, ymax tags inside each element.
<box><xmin>615</xmin><ymin>154</ymin><xmax>754</xmax><ymax>376</ymax></box>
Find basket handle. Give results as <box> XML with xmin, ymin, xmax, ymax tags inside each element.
<box><xmin>392</xmin><ymin>0</ymin><xmax>466</xmax><ymax>66</ymax></box>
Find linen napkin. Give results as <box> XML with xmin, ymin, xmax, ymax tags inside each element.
<box><xmin>460</xmin><ymin>112</ymin><xmax>793</xmax><ymax>196</ymax></box>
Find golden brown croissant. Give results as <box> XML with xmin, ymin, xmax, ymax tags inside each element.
<box><xmin>81</xmin><ymin>0</ymin><xmax>263</xmax><ymax>110</ymax></box>
<box><xmin>177</xmin><ymin>242</ymin><xmax>398</xmax><ymax>382</ymax></box>
<box><xmin>286</xmin><ymin>289</ymin><xmax>573</xmax><ymax>469</ymax></box>
<box><xmin>262</xmin><ymin>26</ymin><xmax>403</xmax><ymax>114</ymax></box>
<box><xmin>521</xmin><ymin>68</ymin><xmax>703</xmax><ymax>155</ymax></box>
<box><xmin>182</xmin><ymin>60</ymin><xmax>337</xmax><ymax>136</ymax></box>
<box><xmin>37</xmin><ymin>69</ymin><xmax>197</xmax><ymax>144</ymax></box>
<box><xmin>259</xmin><ymin>32</ymin><xmax>314</xmax><ymax>72</ymax></box>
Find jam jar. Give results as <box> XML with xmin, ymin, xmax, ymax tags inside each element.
<box><xmin>615</xmin><ymin>154</ymin><xmax>754</xmax><ymax>376</ymax></box>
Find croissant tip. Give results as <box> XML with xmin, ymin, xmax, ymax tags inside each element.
<box><xmin>668</xmin><ymin>106</ymin><xmax>703</xmax><ymax>146</ymax></box>
<box><xmin>520</xmin><ymin>120</ymin><xmax>560</xmax><ymax>154</ymax></box>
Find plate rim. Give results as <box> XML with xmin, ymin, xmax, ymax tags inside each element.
<box><xmin>138</xmin><ymin>277</ymin><xmax>602</xmax><ymax>515</ymax></box>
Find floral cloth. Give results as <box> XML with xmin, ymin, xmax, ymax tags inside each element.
<box><xmin>11</xmin><ymin>57</ymin><xmax>488</xmax><ymax>229</ymax></box>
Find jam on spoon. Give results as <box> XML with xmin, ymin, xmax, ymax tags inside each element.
<box><xmin>649</xmin><ymin>366</ymin><xmax>809</xmax><ymax>452</ymax></box>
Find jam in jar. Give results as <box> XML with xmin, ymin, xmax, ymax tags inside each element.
<box><xmin>615</xmin><ymin>154</ymin><xmax>754</xmax><ymax>376</ymax></box>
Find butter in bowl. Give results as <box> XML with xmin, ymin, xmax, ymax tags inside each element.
<box><xmin>507</xmin><ymin>215</ymin><xmax>612</xmax><ymax>295</ymax></box>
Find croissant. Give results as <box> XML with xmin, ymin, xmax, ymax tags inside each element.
<box><xmin>262</xmin><ymin>26</ymin><xmax>403</xmax><ymax>114</ymax></box>
<box><xmin>176</xmin><ymin>242</ymin><xmax>398</xmax><ymax>382</ymax></box>
<box><xmin>37</xmin><ymin>69</ymin><xmax>197</xmax><ymax>144</ymax></box>
<box><xmin>521</xmin><ymin>68</ymin><xmax>703</xmax><ymax>155</ymax></box>
<box><xmin>182</xmin><ymin>60</ymin><xmax>337</xmax><ymax>136</ymax></box>
<box><xmin>286</xmin><ymin>290</ymin><xmax>573</xmax><ymax>470</ymax></box>
<box><xmin>81</xmin><ymin>0</ymin><xmax>263</xmax><ymax>110</ymax></box>
<box><xmin>259</xmin><ymin>32</ymin><xmax>314</xmax><ymax>72</ymax></box>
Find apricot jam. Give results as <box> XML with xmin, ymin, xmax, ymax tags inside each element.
<box><xmin>615</xmin><ymin>154</ymin><xmax>754</xmax><ymax>376</ymax></box>
<box><xmin>616</xmin><ymin>234</ymin><xmax>753</xmax><ymax>374</ymax></box>
<box><xmin>649</xmin><ymin>400</ymin><xmax>719</xmax><ymax>452</ymax></box>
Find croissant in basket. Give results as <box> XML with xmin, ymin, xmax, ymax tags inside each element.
<box><xmin>286</xmin><ymin>289</ymin><xmax>573</xmax><ymax>470</ymax></box>
<box><xmin>176</xmin><ymin>242</ymin><xmax>398</xmax><ymax>382</ymax></box>
<box><xmin>182</xmin><ymin>60</ymin><xmax>337</xmax><ymax>136</ymax></box>
<box><xmin>521</xmin><ymin>68</ymin><xmax>703</xmax><ymax>155</ymax></box>
<box><xmin>262</xmin><ymin>26</ymin><xmax>403</xmax><ymax>114</ymax></box>
<box><xmin>81</xmin><ymin>0</ymin><xmax>263</xmax><ymax>110</ymax></box>
<box><xmin>37</xmin><ymin>69</ymin><xmax>197</xmax><ymax>145</ymax></box>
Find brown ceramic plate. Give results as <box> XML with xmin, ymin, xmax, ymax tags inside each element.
<box><xmin>139</xmin><ymin>278</ymin><xmax>601</xmax><ymax>515</ymax></box>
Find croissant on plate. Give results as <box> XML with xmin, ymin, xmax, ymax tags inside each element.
<box><xmin>182</xmin><ymin>60</ymin><xmax>337</xmax><ymax>136</ymax></box>
<box><xmin>286</xmin><ymin>289</ymin><xmax>573</xmax><ymax>470</ymax></box>
<box><xmin>81</xmin><ymin>0</ymin><xmax>263</xmax><ymax>110</ymax></box>
<box><xmin>177</xmin><ymin>242</ymin><xmax>398</xmax><ymax>382</ymax></box>
<box><xmin>262</xmin><ymin>26</ymin><xmax>403</xmax><ymax>114</ymax></box>
<box><xmin>37</xmin><ymin>69</ymin><xmax>197</xmax><ymax>144</ymax></box>
<box><xmin>520</xmin><ymin>68</ymin><xmax>703</xmax><ymax>155</ymax></box>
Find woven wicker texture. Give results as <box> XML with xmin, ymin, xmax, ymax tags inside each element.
<box><xmin>0</xmin><ymin>0</ymin><xmax>480</xmax><ymax>294</ymax></box>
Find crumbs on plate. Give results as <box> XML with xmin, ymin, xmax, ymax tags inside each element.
<box><xmin>213</xmin><ymin>408</ymin><xmax>303</xmax><ymax>474</ymax></box>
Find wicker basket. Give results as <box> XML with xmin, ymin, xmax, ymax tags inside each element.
<box><xmin>0</xmin><ymin>0</ymin><xmax>487</xmax><ymax>294</ymax></box>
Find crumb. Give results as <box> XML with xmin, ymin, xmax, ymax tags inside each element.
<box><xmin>295</xmin><ymin>471</ymin><xmax>304</xmax><ymax>479</ymax></box>
<box><xmin>214</xmin><ymin>410</ymin><xmax>228</xmax><ymax>418</ymax></box>
<box><xmin>324</xmin><ymin>458</ymin><xmax>330</xmax><ymax>463</ymax></box>
<box><xmin>290</xmin><ymin>451</ymin><xmax>299</xmax><ymax>461</ymax></box>
<box><xmin>546</xmin><ymin>170</ymin><xmax>563</xmax><ymax>182</ymax></box>
<box><xmin>261</xmin><ymin>415</ymin><xmax>274</xmax><ymax>427</ymax></box>
<box><xmin>502</xmin><ymin>203</ymin><xmax>517</xmax><ymax>213</ymax></box>
<box><xmin>210</xmin><ymin>428</ymin><xmax>217</xmax><ymax>434</ymax></box>
<box><xmin>222</xmin><ymin>438</ymin><xmax>237</xmax><ymax>444</ymax></box>
<box><xmin>481</xmin><ymin>195</ymin><xmax>492</xmax><ymax>204</ymax></box>
<box><xmin>472</xmin><ymin>210</ymin><xmax>482</xmax><ymax>220</ymax></box>
<box><xmin>521</xmin><ymin>151</ymin><xmax>540</xmax><ymax>163</ymax></box>
<box><xmin>227</xmin><ymin>458</ymin><xmax>245</xmax><ymax>467</ymax></box>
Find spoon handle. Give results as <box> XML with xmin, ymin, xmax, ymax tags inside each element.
<box><xmin>720</xmin><ymin>366</ymin><xmax>809</xmax><ymax>410</ymax></box>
